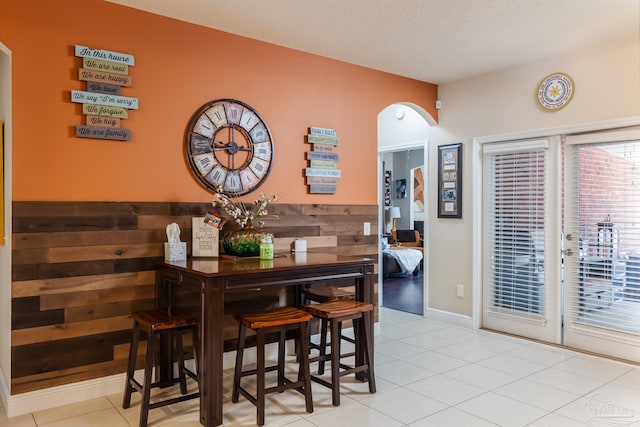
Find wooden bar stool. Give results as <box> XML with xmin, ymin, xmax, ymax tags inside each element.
<box><xmin>303</xmin><ymin>300</ymin><xmax>376</xmax><ymax>406</ymax></box>
<box><xmin>302</xmin><ymin>285</ymin><xmax>355</xmax><ymax>304</ymax></box>
<box><xmin>301</xmin><ymin>286</ymin><xmax>355</xmax><ymax>374</ymax></box>
<box><xmin>232</xmin><ymin>306</ymin><xmax>314</xmax><ymax>426</ymax></box>
<box><xmin>122</xmin><ymin>308</ymin><xmax>200</xmax><ymax>427</ymax></box>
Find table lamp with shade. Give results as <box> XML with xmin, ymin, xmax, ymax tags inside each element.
<box><xmin>389</xmin><ymin>207</ymin><xmax>401</xmax><ymax>234</ymax></box>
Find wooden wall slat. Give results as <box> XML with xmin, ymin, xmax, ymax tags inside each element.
<box><xmin>12</xmin><ymin>330</ymin><xmax>131</xmax><ymax>379</ymax></box>
<box><xmin>12</xmin><ymin>297</ymin><xmax>65</xmax><ymax>330</ymax></box>
<box><xmin>13</xmin><ymin>229</ymin><xmax>166</xmax><ymax>249</ymax></box>
<box><xmin>65</xmin><ymin>299</ymin><xmax>154</xmax><ymax>323</ymax></box>
<box><xmin>12</xmin><ymin>202</ymin><xmax>77</xmax><ymax>217</ymax></box>
<box><xmin>268</xmin><ymin>226</ymin><xmax>320</xmax><ymax>237</ymax></box>
<box><xmin>136</xmin><ymin>215</ymin><xmax>198</xmax><ymax>230</ymax></box>
<box><xmin>74</xmin><ymin>202</ymin><xmax>171</xmax><ymax>216</ymax></box>
<box><xmin>10</xmin><ymin>201</ymin><xmax>379</xmax><ymax>394</ymax></box>
<box><xmin>301</xmin><ymin>204</ymin><xmax>377</xmax><ymax>215</ymax></box>
<box><xmin>12</xmin><ymin>216</ymin><xmax>139</xmax><ymax>233</ymax></box>
<box><xmin>11</xmin><ymin>248</ymin><xmax>49</xmax><ymax>264</ymax></box>
<box><xmin>11</xmin><ymin>315</ymin><xmax>132</xmax><ymax>346</ymax></box>
<box><xmin>11</xmin><ymin>357</ymin><xmax>129</xmax><ymax>395</ymax></box>
<box><xmin>12</xmin><ymin>260</ymin><xmax>116</xmax><ymax>281</ymax></box>
<box><xmin>40</xmin><ymin>285</ymin><xmax>155</xmax><ymax>310</ymax></box>
<box><xmin>273</xmin><ymin>236</ymin><xmax>337</xmax><ymax>252</ymax></box>
<box><xmin>114</xmin><ymin>258</ymin><xmax>159</xmax><ymax>273</ymax></box>
<box><xmin>12</xmin><ymin>271</ymin><xmax>155</xmax><ymax>298</ymax></box>
<box><xmin>48</xmin><ymin>243</ymin><xmax>163</xmax><ymax>262</ymax></box>
<box><xmin>13</xmin><ymin>202</ymin><xmax>171</xmax><ymax>217</ymax></box>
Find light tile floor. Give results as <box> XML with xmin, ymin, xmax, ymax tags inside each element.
<box><xmin>2</xmin><ymin>307</ymin><xmax>640</xmax><ymax>426</ymax></box>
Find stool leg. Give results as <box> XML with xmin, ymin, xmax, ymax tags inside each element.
<box><xmin>317</xmin><ymin>318</ymin><xmax>329</xmax><ymax>375</ymax></box>
<box><xmin>298</xmin><ymin>322</ymin><xmax>314</xmax><ymax>414</ymax></box>
<box><xmin>191</xmin><ymin>325</ymin><xmax>200</xmax><ymax>386</ymax></box>
<box><xmin>305</xmin><ymin>316</ymin><xmax>316</xmax><ymax>357</ymax></box>
<box><xmin>277</xmin><ymin>329</ymin><xmax>286</xmax><ymax>388</ymax></box>
<box><xmin>139</xmin><ymin>330</ymin><xmax>156</xmax><ymax>427</ymax></box>
<box><xmin>232</xmin><ymin>324</ymin><xmax>246</xmax><ymax>404</ymax></box>
<box><xmin>362</xmin><ymin>312</ymin><xmax>376</xmax><ymax>393</ymax></box>
<box><xmin>337</xmin><ymin>320</ymin><xmax>343</xmax><ymax>359</ymax></box>
<box><xmin>330</xmin><ymin>318</ymin><xmax>341</xmax><ymax>406</ymax></box>
<box><xmin>175</xmin><ymin>330</ymin><xmax>188</xmax><ymax>394</ymax></box>
<box><xmin>122</xmin><ymin>321</ymin><xmax>140</xmax><ymax>409</ymax></box>
<box><xmin>256</xmin><ymin>329</ymin><xmax>266</xmax><ymax>427</ymax></box>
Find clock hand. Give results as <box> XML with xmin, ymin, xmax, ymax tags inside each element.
<box><xmin>228</xmin><ymin>125</ymin><xmax>242</xmax><ymax>170</ymax></box>
<box><xmin>212</xmin><ymin>141</ymin><xmax>231</xmax><ymax>151</ymax></box>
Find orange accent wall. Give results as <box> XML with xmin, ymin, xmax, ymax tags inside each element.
<box><xmin>1</xmin><ymin>0</ymin><xmax>437</xmax><ymax>204</ymax></box>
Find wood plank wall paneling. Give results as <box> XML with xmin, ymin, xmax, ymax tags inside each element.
<box><xmin>11</xmin><ymin>201</ymin><xmax>379</xmax><ymax>394</ymax></box>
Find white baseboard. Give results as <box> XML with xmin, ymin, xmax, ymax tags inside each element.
<box><xmin>4</xmin><ymin>371</ymin><xmax>127</xmax><ymax>417</ymax></box>
<box><xmin>425</xmin><ymin>307</ymin><xmax>474</xmax><ymax>329</ymax></box>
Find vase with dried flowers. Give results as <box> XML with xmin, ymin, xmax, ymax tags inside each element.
<box><xmin>205</xmin><ymin>186</ymin><xmax>277</xmax><ymax>257</ymax></box>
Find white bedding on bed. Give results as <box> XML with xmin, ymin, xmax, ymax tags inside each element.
<box><xmin>383</xmin><ymin>248</ymin><xmax>423</xmax><ymax>274</ymax></box>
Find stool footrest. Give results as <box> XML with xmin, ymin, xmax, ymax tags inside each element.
<box><xmin>341</xmin><ymin>336</ymin><xmax>356</xmax><ymax>344</ymax></box>
<box><xmin>236</xmin><ymin>387</ymin><xmax>257</xmax><ymax>406</ymax></box>
<box><xmin>183</xmin><ymin>367</ymin><xmax>198</xmax><ymax>382</ymax></box>
<box><xmin>338</xmin><ymin>364</ymin><xmax>369</xmax><ymax>378</ymax></box>
<box><xmin>308</xmin><ymin>361</ymin><xmax>369</xmax><ymax>381</ymax></box>
<box><xmin>265</xmin><ymin>377</ymin><xmax>308</xmax><ymax>395</ymax></box>
<box><xmin>308</xmin><ymin>351</ymin><xmax>354</xmax><ymax>365</ymax></box>
<box><xmin>127</xmin><ymin>375</ymin><xmax>194</xmax><ymax>396</ymax></box>
<box><xmin>310</xmin><ymin>334</ymin><xmax>355</xmax><ymax>351</ymax></box>
<box><xmin>236</xmin><ymin>364</ymin><xmax>279</xmax><ymax>378</ymax></box>
<box><xmin>148</xmin><ymin>392</ymin><xmax>200</xmax><ymax>410</ymax></box>
<box><xmin>235</xmin><ymin>380</ymin><xmax>307</xmax><ymax>407</ymax></box>
<box><xmin>310</xmin><ymin>376</ymin><xmax>332</xmax><ymax>389</ymax></box>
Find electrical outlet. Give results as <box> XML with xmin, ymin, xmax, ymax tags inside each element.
<box><xmin>363</xmin><ymin>222</ymin><xmax>371</xmax><ymax>236</ymax></box>
<box><xmin>456</xmin><ymin>284</ymin><xmax>464</xmax><ymax>297</ymax></box>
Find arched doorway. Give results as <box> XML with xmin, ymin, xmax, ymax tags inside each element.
<box><xmin>377</xmin><ymin>103</ymin><xmax>434</xmax><ymax>315</ymax></box>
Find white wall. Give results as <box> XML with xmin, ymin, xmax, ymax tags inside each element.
<box><xmin>378</xmin><ymin>103</ymin><xmax>434</xmax><ymax>149</ymax></box>
<box><xmin>426</xmin><ymin>34</ymin><xmax>640</xmax><ymax>318</ymax></box>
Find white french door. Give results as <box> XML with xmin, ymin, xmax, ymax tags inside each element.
<box><xmin>564</xmin><ymin>128</ymin><xmax>640</xmax><ymax>362</ymax></box>
<box><xmin>481</xmin><ymin>137</ymin><xmax>562</xmax><ymax>343</ymax></box>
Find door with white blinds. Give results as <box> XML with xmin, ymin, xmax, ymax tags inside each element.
<box><xmin>564</xmin><ymin>129</ymin><xmax>640</xmax><ymax>361</ymax></box>
<box><xmin>481</xmin><ymin>138</ymin><xmax>562</xmax><ymax>343</ymax></box>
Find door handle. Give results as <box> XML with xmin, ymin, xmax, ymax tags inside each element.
<box><xmin>562</xmin><ymin>248</ymin><xmax>574</xmax><ymax>256</ymax></box>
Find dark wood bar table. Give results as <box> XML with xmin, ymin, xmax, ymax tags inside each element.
<box><xmin>155</xmin><ymin>252</ymin><xmax>376</xmax><ymax>427</ymax></box>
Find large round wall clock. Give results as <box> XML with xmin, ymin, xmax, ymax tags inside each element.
<box><xmin>185</xmin><ymin>99</ymin><xmax>274</xmax><ymax>196</ymax></box>
<box><xmin>537</xmin><ymin>72</ymin><xmax>574</xmax><ymax>111</ymax></box>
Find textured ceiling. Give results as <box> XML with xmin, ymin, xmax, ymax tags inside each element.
<box><xmin>107</xmin><ymin>0</ymin><xmax>639</xmax><ymax>84</ymax></box>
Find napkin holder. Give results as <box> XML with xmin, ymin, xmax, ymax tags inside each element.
<box><xmin>164</xmin><ymin>222</ymin><xmax>187</xmax><ymax>261</ymax></box>
<box><xmin>164</xmin><ymin>241</ymin><xmax>186</xmax><ymax>262</ymax></box>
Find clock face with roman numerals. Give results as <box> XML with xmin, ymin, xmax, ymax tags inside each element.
<box><xmin>186</xmin><ymin>99</ymin><xmax>274</xmax><ymax>196</ymax></box>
